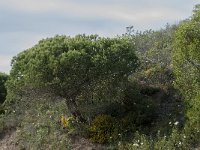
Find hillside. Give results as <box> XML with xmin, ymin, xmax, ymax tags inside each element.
<box><xmin>1</xmin><ymin>4</ymin><xmax>200</xmax><ymax>149</ymax></box>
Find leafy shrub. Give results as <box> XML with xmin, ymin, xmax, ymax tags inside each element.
<box><xmin>173</xmin><ymin>4</ymin><xmax>200</xmax><ymax>125</ymax></box>
<box><xmin>0</xmin><ymin>72</ymin><xmax>8</xmax><ymax>104</ymax></box>
<box><xmin>122</xmin><ymin>83</ymin><xmax>158</xmax><ymax>128</ymax></box>
<box><xmin>89</xmin><ymin>114</ymin><xmax>116</xmax><ymax>143</ymax></box>
<box><xmin>89</xmin><ymin>114</ymin><xmax>139</xmax><ymax>144</ymax></box>
<box><xmin>1</xmin><ymin>88</ymin><xmax>72</xmax><ymax>149</ymax></box>
<box><xmin>182</xmin><ymin>121</ymin><xmax>200</xmax><ymax>147</ymax></box>
<box><xmin>7</xmin><ymin>35</ymin><xmax>139</xmax><ymax>122</ymax></box>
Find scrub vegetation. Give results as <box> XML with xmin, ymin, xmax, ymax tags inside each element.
<box><xmin>0</xmin><ymin>4</ymin><xmax>200</xmax><ymax>150</ymax></box>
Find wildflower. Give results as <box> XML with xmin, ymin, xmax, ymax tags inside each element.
<box><xmin>118</xmin><ymin>141</ymin><xmax>121</xmax><ymax>146</ymax></box>
<box><xmin>133</xmin><ymin>143</ymin><xmax>139</xmax><ymax>147</ymax></box>
<box><xmin>174</xmin><ymin>121</ymin><xmax>179</xmax><ymax>126</ymax></box>
<box><xmin>60</xmin><ymin>114</ymin><xmax>68</xmax><ymax>127</ymax></box>
<box><xmin>169</xmin><ymin>122</ymin><xmax>172</xmax><ymax>125</ymax></box>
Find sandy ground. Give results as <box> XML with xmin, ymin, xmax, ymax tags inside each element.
<box><xmin>0</xmin><ymin>129</ymin><xmax>105</xmax><ymax>150</ymax></box>
<box><xmin>0</xmin><ymin>129</ymin><xmax>20</xmax><ymax>150</ymax></box>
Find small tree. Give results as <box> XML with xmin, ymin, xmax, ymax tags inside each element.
<box><xmin>7</xmin><ymin>35</ymin><xmax>139</xmax><ymax>121</ymax></box>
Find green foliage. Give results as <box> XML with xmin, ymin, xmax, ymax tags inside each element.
<box><xmin>193</xmin><ymin>4</ymin><xmax>200</xmax><ymax>21</ymax></box>
<box><xmin>134</xmin><ymin>24</ymin><xmax>177</xmax><ymax>66</ymax></box>
<box><xmin>89</xmin><ymin>114</ymin><xmax>117</xmax><ymax>143</ymax></box>
<box><xmin>0</xmin><ymin>72</ymin><xmax>8</xmax><ymax>104</ymax></box>
<box><xmin>119</xmin><ymin>128</ymin><xmax>195</xmax><ymax>150</ymax></box>
<box><xmin>129</xmin><ymin>24</ymin><xmax>177</xmax><ymax>87</ymax></box>
<box><xmin>6</xmin><ymin>35</ymin><xmax>139</xmax><ymax>120</ymax></box>
<box><xmin>5</xmin><ymin>89</ymin><xmax>72</xmax><ymax>149</ymax></box>
<box><xmin>173</xmin><ymin>4</ymin><xmax>200</xmax><ymax>124</ymax></box>
<box><xmin>3</xmin><ymin>5</ymin><xmax>200</xmax><ymax>149</ymax></box>
<box><xmin>88</xmin><ymin>111</ymin><xmax>152</xmax><ymax>144</ymax></box>
<box><xmin>60</xmin><ymin>115</ymin><xmax>75</xmax><ymax>128</ymax></box>
<box><xmin>122</xmin><ymin>83</ymin><xmax>158</xmax><ymax>128</ymax></box>
<box><xmin>153</xmin><ymin>130</ymin><xmax>188</xmax><ymax>150</ymax></box>
<box><xmin>89</xmin><ymin>114</ymin><xmax>135</xmax><ymax>144</ymax></box>
<box><xmin>85</xmin><ymin>81</ymin><xmax>158</xmax><ymax>144</ymax></box>
<box><xmin>120</xmin><ymin>132</ymin><xmax>151</xmax><ymax>150</ymax></box>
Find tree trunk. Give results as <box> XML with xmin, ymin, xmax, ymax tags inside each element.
<box><xmin>65</xmin><ymin>97</ymin><xmax>86</xmax><ymax>123</ymax></box>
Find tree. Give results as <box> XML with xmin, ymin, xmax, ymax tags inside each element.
<box><xmin>0</xmin><ymin>72</ymin><xmax>8</xmax><ymax>104</ymax></box>
<box><xmin>7</xmin><ymin>35</ymin><xmax>139</xmax><ymax>122</ymax></box>
<box><xmin>173</xmin><ymin>4</ymin><xmax>200</xmax><ymax>123</ymax></box>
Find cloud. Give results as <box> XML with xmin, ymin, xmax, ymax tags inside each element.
<box><xmin>0</xmin><ymin>31</ymin><xmax>48</xmax><ymax>73</ymax></box>
<box><xmin>0</xmin><ymin>0</ymin><xmax>59</xmax><ymax>12</ymax></box>
<box><xmin>0</xmin><ymin>55</ymin><xmax>12</xmax><ymax>73</ymax></box>
<box><xmin>1</xmin><ymin>0</ymin><xmax>199</xmax><ymax>28</ymax></box>
<box><xmin>1</xmin><ymin>0</ymin><xmax>200</xmax><ymax>73</ymax></box>
<box><xmin>0</xmin><ymin>31</ymin><xmax>47</xmax><ymax>54</ymax></box>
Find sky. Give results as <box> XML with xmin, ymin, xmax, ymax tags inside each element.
<box><xmin>0</xmin><ymin>0</ymin><xmax>200</xmax><ymax>74</ymax></box>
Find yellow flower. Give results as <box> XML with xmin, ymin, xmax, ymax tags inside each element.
<box><xmin>60</xmin><ymin>114</ymin><xmax>68</xmax><ymax>127</ymax></box>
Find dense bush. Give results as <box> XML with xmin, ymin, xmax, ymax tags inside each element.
<box><xmin>89</xmin><ymin>114</ymin><xmax>116</xmax><ymax>143</ymax></box>
<box><xmin>122</xmin><ymin>82</ymin><xmax>159</xmax><ymax>128</ymax></box>
<box><xmin>6</xmin><ymin>35</ymin><xmax>139</xmax><ymax>122</ymax></box>
<box><xmin>173</xmin><ymin>4</ymin><xmax>200</xmax><ymax>124</ymax></box>
<box><xmin>0</xmin><ymin>72</ymin><xmax>8</xmax><ymax>104</ymax></box>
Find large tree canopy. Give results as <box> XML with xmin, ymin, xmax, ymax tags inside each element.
<box><xmin>7</xmin><ymin>35</ymin><xmax>139</xmax><ymax>121</ymax></box>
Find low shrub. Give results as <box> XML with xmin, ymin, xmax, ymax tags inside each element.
<box><xmin>1</xmin><ymin>88</ymin><xmax>73</xmax><ymax>149</ymax></box>
<box><xmin>89</xmin><ymin>114</ymin><xmax>138</xmax><ymax>144</ymax></box>
<box><xmin>89</xmin><ymin>114</ymin><xmax>117</xmax><ymax>143</ymax></box>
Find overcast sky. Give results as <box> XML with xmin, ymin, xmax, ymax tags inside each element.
<box><xmin>0</xmin><ymin>0</ymin><xmax>200</xmax><ymax>73</ymax></box>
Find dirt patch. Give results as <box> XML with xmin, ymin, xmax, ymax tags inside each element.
<box><xmin>70</xmin><ymin>135</ymin><xmax>106</xmax><ymax>150</ymax></box>
<box><xmin>0</xmin><ymin>129</ymin><xmax>20</xmax><ymax>150</ymax></box>
<box><xmin>0</xmin><ymin>129</ymin><xmax>106</xmax><ymax>150</ymax></box>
